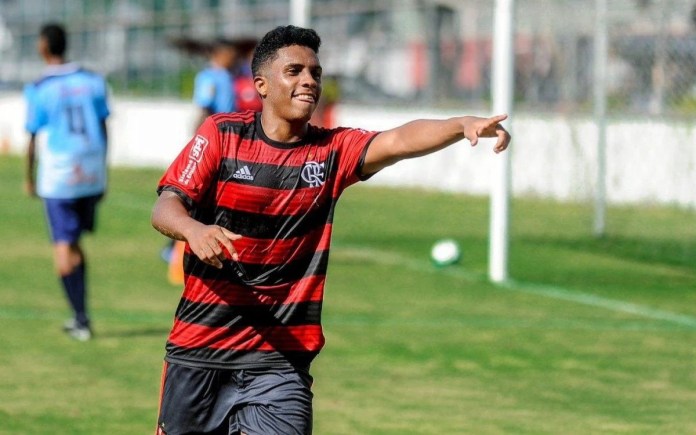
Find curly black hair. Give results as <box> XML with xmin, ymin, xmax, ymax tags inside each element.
<box><xmin>251</xmin><ymin>25</ymin><xmax>321</xmax><ymax>77</ymax></box>
<box><xmin>40</xmin><ymin>23</ymin><xmax>67</xmax><ymax>57</ymax></box>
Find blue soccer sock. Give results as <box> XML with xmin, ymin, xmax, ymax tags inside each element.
<box><xmin>60</xmin><ymin>262</ymin><xmax>89</xmax><ymax>327</ymax></box>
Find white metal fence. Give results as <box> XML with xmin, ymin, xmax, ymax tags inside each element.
<box><xmin>1</xmin><ymin>0</ymin><xmax>695</xmax><ymax>117</ymax></box>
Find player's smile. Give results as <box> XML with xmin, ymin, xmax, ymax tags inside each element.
<box><xmin>292</xmin><ymin>91</ymin><xmax>317</xmax><ymax>103</ymax></box>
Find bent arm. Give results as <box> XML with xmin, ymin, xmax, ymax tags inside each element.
<box><xmin>151</xmin><ymin>190</ymin><xmax>196</xmax><ymax>242</ymax></box>
<box><xmin>152</xmin><ymin>190</ymin><xmax>242</xmax><ymax>268</ymax></box>
<box><xmin>25</xmin><ymin>134</ymin><xmax>37</xmax><ymax>197</ymax></box>
<box><xmin>362</xmin><ymin>114</ymin><xmax>510</xmax><ymax>176</ymax></box>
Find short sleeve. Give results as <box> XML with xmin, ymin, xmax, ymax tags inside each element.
<box><xmin>193</xmin><ymin>71</ymin><xmax>215</xmax><ymax>110</ymax></box>
<box><xmin>157</xmin><ymin>116</ymin><xmax>222</xmax><ymax>207</ymax></box>
<box><xmin>333</xmin><ymin>127</ymin><xmax>380</xmax><ymax>190</ymax></box>
<box><xmin>24</xmin><ymin>84</ymin><xmax>47</xmax><ymax>134</ymax></box>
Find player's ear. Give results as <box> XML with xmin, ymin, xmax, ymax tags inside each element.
<box><xmin>254</xmin><ymin>76</ymin><xmax>267</xmax><ymax>99</ymax></box>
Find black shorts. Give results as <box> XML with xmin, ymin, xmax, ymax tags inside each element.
<box><xmin>157</xmin><ymin>362</ymin><xmax>314</xmax><ymax>435</ymax></box>
<box><xmin>43</xmin><ymin>194</ymin><xmax>102</xmax><ymax>243</ymax></box>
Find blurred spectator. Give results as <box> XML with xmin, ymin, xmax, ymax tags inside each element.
<box><xmin>192</xmin><ymin>38</ymin><xmax>239</xmax><ymax>127</ymax></box>
<box><xmin>233</xmin><ymin>38</ymin><xmax>263</xmax><ymax>112</ymax></box>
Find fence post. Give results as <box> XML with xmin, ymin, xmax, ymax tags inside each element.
<box><xmin>290</xmin><ymin>0</ymin><xmax>311</xmax><ymax>27</ymax></box>
<box><xmin>593</xmin><ymin>0</ymin><xmax>608</xmax><ymax>238</ymax></box>
<box><xmin>489</xmin><ymin>0</ymin><xmax>514</xmax><ymax>283</ymax></box>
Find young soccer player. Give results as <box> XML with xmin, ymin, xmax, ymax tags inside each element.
<box><xmin>25</xmin><ymin>23</ymin><xmax>111</xmax><ymax>341</ymax></box>
<box><xmin>152</xmin><ymin>25</ymin><xmax>510</xmax><ymax>434</ymax></box>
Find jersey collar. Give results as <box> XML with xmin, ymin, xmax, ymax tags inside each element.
<box><xmin>43</xmin><ymin>62</ymin><xmax>81</xmax><ymax>77</ymax></box>
<box><xmin>255</xmin><ymin>112</ymin><xmax>312</xmax><ymax>150</ymax></box>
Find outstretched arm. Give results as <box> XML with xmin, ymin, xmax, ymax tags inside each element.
<box><xmin>151</xmin><ymin>191</ymin><xmax>241</xmax><ymax>269</ymax></box>
<box><xmin>361</xmin><ymin>114</ymin><xmax>511</xmax><ymax>176</ymax></box>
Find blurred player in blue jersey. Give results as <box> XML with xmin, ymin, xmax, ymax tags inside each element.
<box><xmin>24</xmin><ymin>23</ymin><xmax>110</xmax><ymax>341</ymax></box>
<box><xmin>192</xmin><ymin>38</ymin><xmax>239</xmax><ymax>127</ymax></box>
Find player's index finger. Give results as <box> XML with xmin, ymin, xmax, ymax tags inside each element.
<box><xmin>221</xmin><ymin>227</ymin><xmax>242</xmax><ymax>240</ymax></box>
<box><xmin>489</xmin><ymin>113</ymin><xmax>508</xmax><ymax>124</ymax></box>
<box><xmin>216</xmin><ymin>234</ymin><xmax>236</xmax><ymax>252</ymax></box>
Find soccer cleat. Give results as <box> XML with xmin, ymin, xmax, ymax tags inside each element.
<box><xmin>63</xmin><ymin>318</ymin><xmax>79</xmax><ymax>331</ymax></box>
<box><xmin>63</xmin><ymin>319</ymin><xmax>93</xmax><ymax>341</ymax></box>
<box><xmin>68</xmin><ymin>326</ymin><xmax>92</xmax><ymax>342</ymax></box>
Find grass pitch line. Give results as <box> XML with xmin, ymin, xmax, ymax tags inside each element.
<box><xmin>499</xmin><ymin>280</ymin><xmax>696</xmax><ymax>329</ymax></box>
<box><xmin>334</xmin><ymin>245</ymin><xmax>696</xmax><ymax>329</ymax></box>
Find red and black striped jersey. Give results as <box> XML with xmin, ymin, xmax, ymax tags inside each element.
<box><xmin>157</xmin><ymin>111</ymin><xmax>379</xmax><ymax>370</ymax></box>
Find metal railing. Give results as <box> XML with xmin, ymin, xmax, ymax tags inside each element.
<box><xmin>1</xmin><ymin>0</ymin><xmax>695</xmax><ymax>116</ymax></box>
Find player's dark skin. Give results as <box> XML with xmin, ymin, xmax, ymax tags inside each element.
<box><xmin>152</xmin><ymin>43</ymin><xmax>511</xmax><ymax>270</ymax></box>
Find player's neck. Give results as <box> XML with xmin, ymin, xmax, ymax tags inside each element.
<box><xmin>210</xmin><ymin>60</ymin><xmax>227</xmax><ymax>69</ymax></box>
<box><xmin>259</xmin><ymin>111</ymin><xmax>308</xmax><ymax>143</ymax></box>
<box><xmin>44</xmin><ymin>55</ymin><xmax>66</xmax><ymax>66</ymax></box>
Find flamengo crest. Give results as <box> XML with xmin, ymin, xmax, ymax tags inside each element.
<box><xmin>301</xmin><ymin>161</ymin><xmax>325</xmax><ymax>187</ymax></box>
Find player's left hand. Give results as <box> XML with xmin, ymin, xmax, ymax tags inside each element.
<box><xmin>186</xmin><ymin>224</ymin><xmax>241</xmax><ymax>269</ymax></box>
<box><xmin>464</xmin><ymin>114</ymin><xmax>511</xmax><ymax>154</ymax></box>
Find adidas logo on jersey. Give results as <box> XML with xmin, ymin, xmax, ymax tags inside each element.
<box><xmin>233</xmin><ymin>165</ymin><xmax>254</xmax><ymax>181</ymax></box>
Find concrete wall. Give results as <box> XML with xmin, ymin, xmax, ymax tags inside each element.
<box><xmin>2</xmin><ymin>93</ymin><xmax>695</xmax><ymax>208</ymax></box>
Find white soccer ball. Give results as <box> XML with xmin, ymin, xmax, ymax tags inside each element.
<box><xmin>430</xmin><ymin>239</ymin><xmax>461</xmax><ymax>266</ymax></box>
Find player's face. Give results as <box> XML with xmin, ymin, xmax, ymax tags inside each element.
<box><xmin>37</xmin><ymin>36</ymin><xmax>50</xmax><ymax>59</ymax></box>
<box><xmin>256</xmin><ymin>45</ymin><xmax>322</xmax><ymax>123</ymax></box>
<box><xmin>215</xmin><ymin>46</ymin><xmax>238</xmax><ymax>70</ymax></box>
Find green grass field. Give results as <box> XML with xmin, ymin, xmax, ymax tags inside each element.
<box><xmin>1</xmin><ymin>154</ymin><xmax>695</xmax><ymax>434</ymax></box>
